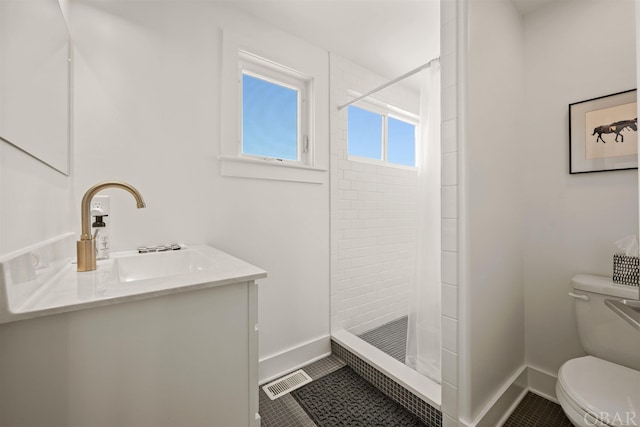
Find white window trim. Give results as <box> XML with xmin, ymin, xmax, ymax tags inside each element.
<box><xmin>219</xmin><ymin>28</ymin><xmax>328</xmax><ymax>184</ymax></box>
<box><xmin>346</xmin><ymin>92</ymin><xmax>419</xmax><ymax>170</ymax></box>
<box><xmin>347</xmin><ymin>155</ymin><xmax>420</xmax><ymax>172</ymax></box>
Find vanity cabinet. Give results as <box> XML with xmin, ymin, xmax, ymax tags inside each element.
<box><xmin>0</xmin><ymin>278</ymin><xmax>261</xmax><ymax>427</ymax></box>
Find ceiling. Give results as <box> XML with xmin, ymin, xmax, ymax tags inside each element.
<box><xmin>227</xmin><ymin>0</ymin><xmax>558</xmax><ymax>92</ymax></box>
<box><xmin>229</xmin><ymin>1</ymin><xmax>440</xmax><ymax>91</ymax></box>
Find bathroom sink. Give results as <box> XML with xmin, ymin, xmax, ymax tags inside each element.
<box><xmin>110</xmin><ymin>249</ymin><xmax>217</xmax><ymax>283</ymax></box>
<box><xmin>606</xmin><ymin>299</ymin><xmax>640</xmax><ymax>332</ymax></box>
<box><xmin>0</xmin><ymin>233</ymin><xmax>266</xmax><ymax>324</ymax></box>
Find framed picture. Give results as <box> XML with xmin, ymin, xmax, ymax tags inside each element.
<box><xmin>569</xmin><ymin>89</ymin><xmax>638</xmax><ymax>174</ymax></box>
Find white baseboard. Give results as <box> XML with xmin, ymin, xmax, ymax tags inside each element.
<box><xmin>258</xmin><ymin>335</ymin><xmax>331</xmax><ymax>385</ymax></box>
<box><xmin>459</xmin><ymin>365</ymin><xmax>559</xmax><ymax>427</ymax></box>
<box><xmin>459</xmin><ymin>365</ymin><xmax>527</xmax><ymax>427</ymax></box>
<box><xmin>527</xmin><ymin>365</ymin><xmax>558</xmax><ymax>403</ymax></box>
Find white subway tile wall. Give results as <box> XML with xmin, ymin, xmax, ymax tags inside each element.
<box><xmin>330</xmin><ymin>54</ymin><xmax>420</xmax><ymax>336</ymax></box>
<box><xmin>441</xmin><ymin>316</ymin><xmax>458</xmax><ymax>353</ymax></box>
<box><xmin>441</xmin><ymin>380</ymin><xmax>459</xmax><ymax>422</ymax></box>
<box><xmin>440</xmin><ymin>1</ymin><xmax>459</xmax><ymax>424</ymax></box>
<box><xmin>441</xmin><ymin>283</ymin><xmax>458</xmax><ymax>319</ymax></box>
<box><xmin>442</xmin><ymin>348</ymin><xmax>459</xmax><ymax>386</ymax></box>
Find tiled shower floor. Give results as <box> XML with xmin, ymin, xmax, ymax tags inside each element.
<box><xmin>357</xmin><ymin>316</ymin><xmax>408</xmax><ymax>363</ymax></box>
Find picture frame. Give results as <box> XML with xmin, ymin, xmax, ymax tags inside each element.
<box><xmin>569</xmin><ymin>89</ymin><xmax>638</xmax><ymax>174</ymax></box>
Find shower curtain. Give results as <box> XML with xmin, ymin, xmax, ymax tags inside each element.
<box><xmin>405</xmin><ymin>62</ymin><xmax>441</xmax><ymax>383</ymax></box>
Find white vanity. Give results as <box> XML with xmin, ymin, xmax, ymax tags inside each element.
<box><xmin>0</xmin><ymin>233</ymin><xmax>266</xmax><ymax>427</ymax></box>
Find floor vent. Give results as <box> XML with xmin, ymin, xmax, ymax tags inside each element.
<box><xmin>262</xmin><ymin>369</ymin><xmax>312</xmax><ymax>400</ymax></box>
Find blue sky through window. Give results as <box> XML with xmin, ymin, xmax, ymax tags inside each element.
<box><xmin>347</xmin><ymin>105</ymin><xmax>383</xmax><ymax>159</ymax></box>
<box><xmin>242</xmin><ymin>73</ymin><xmax>298</xmax><ymax>160</ymax></box>
<box><xmin>388</xmin><ymin>117</ymin><xmax>416</xmax><ymax>166</ymax></box>
<box><xmin>348</xmin><ymin>105</ymin><xmax>416</xmax><ymax>166</ymax></box>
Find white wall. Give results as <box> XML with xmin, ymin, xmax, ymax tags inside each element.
<box><xmin>460</xmin><ymin>0</ymin><xmax>638</xmax><ymax>422</ymax></box>
<box><xmin>0</xmin><ymin>0</ymin><xmax>70</xmax><ymax>175</ymax></box>
<box><xmin>69</xmin><ymin>1</ymin><xmax>330</xmax><ymax>381</ymax></box>
<box><xmin>523</xmin><ymin>0</ymin><xmax>637</xmax><ymax>377</ymax></box>
<box><xmin>329</xmin><ymin>54</ymin><xmax>420</xmax><ymax>335</ymax></box>
<box><xmin>0</xmin><ymin>0</ymin><xmax>73</xmax><ymax>257</ymax></box>
<box><xmin>462</xmin><ymin>0</ymin><xmax>525</xmax><ymax>421</ymax></box>
<box><xmin>0</xmin><ymin>144</ymin><xmax>73</xmax><ymax>257</ymax></box>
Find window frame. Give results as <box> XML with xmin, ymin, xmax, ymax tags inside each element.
<box><xmin>347</xmin><ymin>96</ymin><xmax>419</xmax><ymax>169</ymax></box>
<box><xmin>219</xmin><ymin>27</ymin><xmax>329</xmax><ymax>184</ymax></box>
<box><xmin>238</xmin><ymin>51</ymin><xmax>313</xmax><ymax>166</ymax></box>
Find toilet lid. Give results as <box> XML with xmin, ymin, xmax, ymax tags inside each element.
<box><xmin>558</xmin><ymin>356</ymin><xmax>640</xmax><ymax>426</ymax></box>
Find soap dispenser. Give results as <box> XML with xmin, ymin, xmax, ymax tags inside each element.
<box><xmin>91</xmin><ymin>207</ymin><xmax>110</xmax><ymax>260</ymax></box>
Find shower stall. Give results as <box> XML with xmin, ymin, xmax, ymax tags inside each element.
<box><xmin>329</xmin><ymin>51</ymin><xmax>441</xmax><ymax>406</ymax></box>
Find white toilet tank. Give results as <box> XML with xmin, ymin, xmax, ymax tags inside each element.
<box><xmin>572</xmin><ymin>274</ymin><xmax>640</xmax><ymax>371</ymax></box>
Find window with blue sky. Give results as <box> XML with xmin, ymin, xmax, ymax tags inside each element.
<box><xmin>347</xmin><ymin>104</ymin><xmax>417</xmax><ymax>167</ymax></box>
<box><xmin>388</xmin><ymin>117</ymin><xmax>416</xmax><ymax>167</ymax></box>
<box><xmin>242</xmin><ymin>73</ymin><xmax>299</xmax><ymax>161</ymax></box>
<box><xmin>348</xmin><ymin>106</ymin><xmax>383</xmax><ymax>160</ymax></box>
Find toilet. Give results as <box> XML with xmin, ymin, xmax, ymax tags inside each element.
<box><xmin>556</xmin><ymin>274</ymin><xmax>640</xmax><ymax>426</ymax></box>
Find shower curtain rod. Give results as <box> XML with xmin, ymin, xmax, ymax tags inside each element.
<box><xmin>337</xmin><ymin>56</ymin><xmax>440</xmax><ymax>111</ymax></box>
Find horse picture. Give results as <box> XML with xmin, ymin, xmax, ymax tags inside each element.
<box><xmin>592</xmin><ymin>118</ymin><xmax>638</xmax><ymax>143</ymax></box>
<box><xmin>570</xmin><ymin>89</ymin><xmax>638</xmax><ymax>173</ymax></box>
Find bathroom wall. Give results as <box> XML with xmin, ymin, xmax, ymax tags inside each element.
<box><xmin>329</xmin><ymin>54</ymin><xmax>420</xmax><ymax>336</ymax></box>
<box><xmin>523</xmin><ymin>0</ymin><xmax>637</xmax><ymax>380</ymax></box>
<box><xmin>459</xmin><ymin>0</ymin><xmax>637</xmax><ymax>422</ymax></box>
<box><xmin>461</xmin><ymin>0</ymin><xmax>526</xmax><ymax>422</ymax></box>
<box><xmin>0</xmin><ymin>144</ymin><xmax>73</xmax><ymax>256</ymax></box>
<box><xmin>0</xmin><ymin>0</ymin><xmax>73</xmax><ymax>257</ymax></box>
<box><xmin>68</xmin><ymin>1</ymin><xmax>330</xmax><ymax>382</ymax></box>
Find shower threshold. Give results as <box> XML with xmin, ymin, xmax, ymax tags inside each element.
<box><xmin>331</xmin><ymin>329</ymin><xmax>441</xmax><ymax>410</ymax></box>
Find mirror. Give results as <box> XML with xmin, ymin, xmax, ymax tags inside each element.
<box><xmin>0</xmin><ymin>0</ymin><xmax>71</xmax><ymax>175</ymax></box>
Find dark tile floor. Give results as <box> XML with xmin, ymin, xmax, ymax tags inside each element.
<box><xmin>260</xmin><ymin>357</ymin><xmax>572</xmax><ymax>427</ymax></box>
<box><xmin>356</xmin><ymin>320</ymin><xmax>573</xmax><ymax>426</ymax></box>
<box><xmin>357</xmin><ymin>316</ymin><xmax>408</xmax><ymax>363</ymax></box>
<box><xmin>259</xmin><ymin>356</ymin><xmax>346</xmax><ymax>427</ymax></box>
<box><xmin>503</xmin><ymin>392</ymin><xmax>572</xmax><ymax>427</ymax></box>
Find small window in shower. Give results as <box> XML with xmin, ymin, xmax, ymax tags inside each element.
<box><xmin>347</xmin><ymin>102</ymin><xmax>417</xmax><ymax>167</ymax></box>
<box><xmin>239</xmin><ymin>51</ymin><xmax>313</xmax><ymax>165</ymax></box>
<box><xmin>388</xmin><ymin>117</ymin><xmax>416</xmax><ymax>167</ymax></box>
<box><xmin>348</xmin><ymin>106</ymin><xmax>383</xmax><ymax>159</ymax></box>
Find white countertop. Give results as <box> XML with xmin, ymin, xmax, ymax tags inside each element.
<box><xmin>0</xmin><ymin>233</ymin><xmax>266</xmax><ymax>324</ymax></box>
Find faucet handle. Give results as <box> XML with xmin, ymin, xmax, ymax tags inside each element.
<box><xmin>138</xmin><ymin>244</ymin><xmax>184</xmax><ymax>254</ymax></box>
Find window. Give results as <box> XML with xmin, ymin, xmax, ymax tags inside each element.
<box><xmin>242</xmin><ymin>73</ymin><xmax>299</xmax><ymax>160</ymax></box>
<box><xmin>220</xmin><ymin>28</ymin><xmax>329</xmax><ymax>183</ymax></box>
<box><xmin>347</xmin><ymin>102</ymin><xmax>418</xmax><ymax>167</ymax></box>
<box><xmin>239</xmin><ymin>51</ymin><xmax>312</xmax><ymax>165</ymax></box>
<box><xmin>348</xmin><ymin>107</ymin><xmax>383</xmax><ymax>160</ymax></box>
<box><xmin>388</xmin><ymin>117</ymin><xmax>416</xmax><ymax>167</ymax></box>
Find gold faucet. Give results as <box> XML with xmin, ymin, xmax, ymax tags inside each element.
<box><xmin>77</xmin><ymin>181</ymin><xmax>146</xmax><ymax>272</ymax></box>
